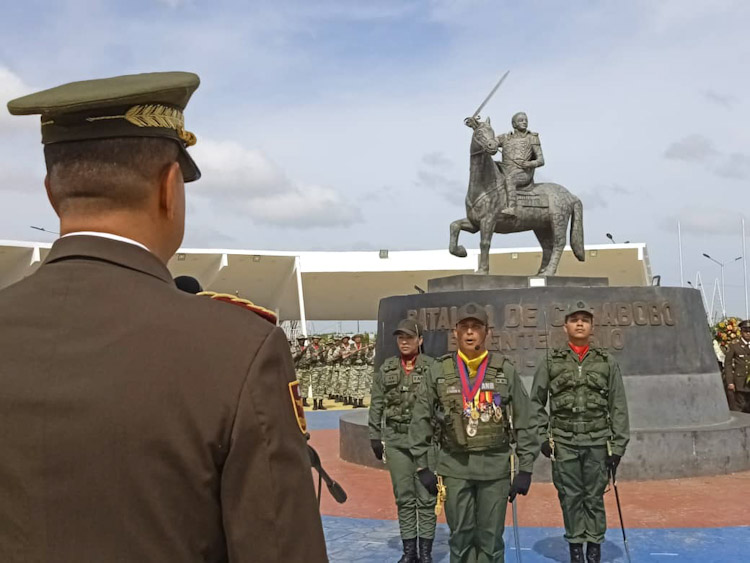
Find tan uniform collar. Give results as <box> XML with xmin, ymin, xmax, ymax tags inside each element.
<box><xmin>44</xmin><ymin>235</ymin><xmax>173</xmax><ymax>285</ymax></box>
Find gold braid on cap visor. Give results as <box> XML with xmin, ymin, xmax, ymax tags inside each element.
<box><xmin>79</xmin><ymin>103</ymin><xmax>197</xmax><ymax>146</ymax></box>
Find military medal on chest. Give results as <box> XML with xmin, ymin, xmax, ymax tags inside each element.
<box><xmin>458</xmin><ymin>354</ymin><xmax>492</xmax><ymax>437</ymax></box>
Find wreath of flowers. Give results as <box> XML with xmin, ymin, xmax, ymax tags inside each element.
<box><xmin>713</xmin><ymin>317</ymin><xmax>743</xmax><ymax>350</ymax></box>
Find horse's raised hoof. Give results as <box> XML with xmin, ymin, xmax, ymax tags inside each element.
<box><xmin>450</xmin><ymin>246</ymin><xmax>467</xmax><ymax>258</ymax></box>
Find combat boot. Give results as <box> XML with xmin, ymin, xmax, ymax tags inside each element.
<box><xmin>397</xmin><ymin>538</ymin><xmax>418</xmax><ymax>563</ymax></box>
<box><xmin>318</xmin><ymin>400</ymin><xmax>327</xmax><ymax>411</ymax></box>
<box><xmin>312</xmin><ymin>399</ymin><xmax>319</xmax><ymax>411</ymax></box>
<box><xmin>302</xmin><ymin>398</ymin><xmax>309</xmax><ymax>407</ymax></box>
<box><xmin>418</xmin><ymin>537</ymin><xmax>433</xmax><ymax>563</ymax></box>
<box><xmin>569</xmin><ymin>543</ymin><xmax>584</xmax><ymax>563</ymax></box>
<box><xmin>585</xmin><ymin>543</ymin><xmax>601</xmax><ymax>563</ymax></box>
<box><xmin>353</xmin><ymin>398</ymin><xmax>365</xmax><ymax>409</ymax></box>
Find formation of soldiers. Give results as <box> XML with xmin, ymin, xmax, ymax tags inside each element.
<box><xmin>291</xmin><ymin>333</ymin><xmax>375</xmax><ymax>409</ymax></box>
<box><xmin>369</xmin><ymin>300</ymin><xmax>630</xmax><ymax>563</ymax></box>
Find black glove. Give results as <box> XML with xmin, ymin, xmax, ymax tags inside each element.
<box><xmin>370</xmin><ymin>439</ymin><xmax>384</xmax><ymax>461</ymax></box>
<box><xmin>417</xmin><ymin>468</ymin><xmax>438</xmax><ymax>495</ymax></box>
<box><xmin>606</xmin><ymin>453</ymin><xmax>621</xmax><ymax>475</ymax></box>
<box><xmin>540</xmin><ymin>441</ymin><xmax>552</xmax><ymax>458</ymax></box>
<box><xmin>508</xmin><ymin>471</ymin><xmax>532</xmax><ymax>502</ymax></box>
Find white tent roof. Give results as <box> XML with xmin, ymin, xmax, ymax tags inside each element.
<box><xmin>0</xmin><ymin>239</ymin><xmax>652</xmax><ymax>321</ymax></box>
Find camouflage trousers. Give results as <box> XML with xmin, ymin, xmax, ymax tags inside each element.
<box><xmin>348</xmin><ymin>364</ymin><xmax>372</xmax><ymax>400</ymax></box>
<box><xmin>325</xmin><ymin>366</ymin><xmax>336</xmax><ymax>396</ymax></box>
<box><xmin>309</xmin><ymin>365</ymin><xmax>327</xmax><ymax>400</ymax></box>
<box><xmin>296</xmin><ymin>368</ymin><xmax>311</xmax><ymax>400</ymax></box>
<box><xmin>337</xmin><ymin>366</ymin><xmax>351</xmax><ymax>396</ymax></box>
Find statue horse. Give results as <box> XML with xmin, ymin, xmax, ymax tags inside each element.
<box><xmin>448</xmin><ymin>117</ymin><xmax>585</xmax><ymax>276</ymax></box>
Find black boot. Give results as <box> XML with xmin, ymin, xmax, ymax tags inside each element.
<box><xmin>312</xmin><ymin>399</ymin><xmax>319</xmax><ymax>410</ymax></box>
<box><xmin>318</xmin><ymin>399</ymin><xmax>327</xmax><ymax>410</ymax></box>
<box><xmin>302</xmin><ymin>398</ymin><xmax>309</xmax><ymax>407</ymax></box>
<box><xmin>353</xmin><ymin>398</ymin><xmax>365</xmax><ymax>408</ymax></box>
<box><xmin>418</xmin><ymin>537</ymin><xmax>433</xmax><ymax>563</ymax></box>
<box><xmin>398</xmin><ymin>538</ymin><xmax>418</xmax><ymax>563</ymax></box>
<box><xmin>569</xmin><ymin>543</ymin><xmax>584</xmax><ymax>563</ymax></box>
<box><xmin>585</xmin><ymin>543</ymin><xmax>601</xmax><ymax>563</ymax></box>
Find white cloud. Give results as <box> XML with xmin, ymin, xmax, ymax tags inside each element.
<box><xmin>664</xmin><ymin>207</ymin><xmax>747</xmax><ymax>236</ymax></box>
<box><xmin>189</xmin><ymin>139</ymin><xmax>361</xmax><ymax>228</ymax></box>
<box><xmin>664</xmin><ymin>135</ymin><xmax>718</xmax><ymax>163</ymax></box>
<box><xmin>0</xmin><ymin>66</ymin><xmax>36</xmax><ymax>127</ymax></box>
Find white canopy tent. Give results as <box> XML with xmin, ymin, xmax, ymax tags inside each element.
<box><xmin>0</xmin><ymin>240</ymin><xmax>652</xmax><ymax>323</ymax></box>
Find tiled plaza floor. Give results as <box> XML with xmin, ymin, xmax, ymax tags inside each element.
<box><xmin>309</xmin><ymin>411</ymin><xmax>750</xmax><ymax>562</ymax></box>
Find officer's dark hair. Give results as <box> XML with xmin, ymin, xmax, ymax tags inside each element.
<box><xmin>44</xmin><ymin>137</ymin><xmax>180</xmax><ymax>214</ymax></box>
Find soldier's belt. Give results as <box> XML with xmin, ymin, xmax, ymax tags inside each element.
<box><xmin>551</xmin><ymin>417</ymin><xmax>609</xmax><ymax>434</ymax></box>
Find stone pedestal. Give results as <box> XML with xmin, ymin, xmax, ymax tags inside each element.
<box><xmin>339</xmin><ymin>279</ymin><xmax>750</xmax><ymax>480</ymax></box>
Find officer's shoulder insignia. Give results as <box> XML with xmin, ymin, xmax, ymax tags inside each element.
<box><xmin>438</xmin><ymin>353</ymin><xmax>453</xmax><ymax>361</ymax></box>
<box><xmin>382</xmin><ymin>356</ymin><xmax>400</xmax><ymax>370</ymax></box>
<box><xmin>198</xmin><ymin>291</ymin><xmax>277</xmax><ymax>325</ymax></box>
<box><xmin>287</xmin><ymin>381</ymin><xmax>307</xmax><ymax>435</ymax></box>
<box><xmin>592</xmin><ymin>347</ymin><xmax>609</xmax><ymax>358</ymax></box>
<box><xmin>488</xmin><ymin>353</ymin><xmax>506</xmax><ymax>369</ymax></box>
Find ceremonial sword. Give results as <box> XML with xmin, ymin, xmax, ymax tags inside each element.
<box><xmin>471</xmin><ymin>70</ymin><xmax>510</xmax><ymax>119</ymax></box>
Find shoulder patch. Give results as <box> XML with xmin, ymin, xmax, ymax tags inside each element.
<box><xmin>287</xmin><ymin>381</ymin><xmax>308</xmax><ymax>435</ymax></box>
<box><xmin>198</xmin><ymin>291</ymin><xmax>277</xmax><ymax>324</ymax></box>
<box><xmin>382</xmin><ymin>356</ymin><xmax>400</xmax><ymax>370</ymax></box>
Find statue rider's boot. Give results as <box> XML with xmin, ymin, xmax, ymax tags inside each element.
<box><xmin>569</xmin><ymin>543</ymin><xmax>584</xmax><ymax>563</ymax></box>
<box><xmin>585</xmin><ymin>543</ymin><xmax>601</xmax><ymax>563</ymax></box>
<box><xmin>501</xmin><ymin>190</ymin><xmax>517</xmax><ymax>215</ymax></box>
<box><xmin>397</xmin><ymin>538</ymin><xmax>418</xmax><ymax>563</ymax></box>
<box><xmin>418</xmin><ymin>537</ymin><xmax>434</xmax><ymax>563</ymax></box>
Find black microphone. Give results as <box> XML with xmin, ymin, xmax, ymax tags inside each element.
<box><xmin>475</xmin><ymin>345</ymin><xmax>481</xmax><ymax>351</ymax></box>
<box><xmin>307</xmin><ymin>444</ymin><xmax>348</xmax><ymax>504</ymax></box>
<box><xmin>174</xmin><ymin>275</ymin><xmax>203</xmax><ymax>294</ymax></box>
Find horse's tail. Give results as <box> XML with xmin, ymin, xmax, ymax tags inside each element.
<box><xmin>570</xmin><ymin>196</ymin><xmax>585</xmax><ymax>261</ymax></box>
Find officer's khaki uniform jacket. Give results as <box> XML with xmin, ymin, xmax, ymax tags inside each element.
<box><xmin>725</xmin><ymin>338</ymin><xmax>750</xmax><ymax>392</ymax></box>
<box><xmin>0</xmin><ymin>236</ymin><xmax>327</xmax><ymax>562</ymax></box>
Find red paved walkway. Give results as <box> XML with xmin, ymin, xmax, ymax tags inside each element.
<box><xmin>309</xmin><ymin>428</ymin><xmax>750</xmax><ymax>528</ymax></box>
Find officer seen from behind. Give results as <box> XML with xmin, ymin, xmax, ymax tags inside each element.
<box><xmin>369</xmin><ymin>319</ymin><xmax>436</xmax><ymax>563</ymax></box>
<box><xmin>530</xmin><ymin>300</ymin><xmax>630</xmax><ymax>563</ymax></box>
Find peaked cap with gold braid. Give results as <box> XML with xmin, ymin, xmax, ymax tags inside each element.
<box><xmin>197</xmin><ymin>291</ymin><xmax>278</xmax><ymax>325</ymax></box>
<box><xmin>7</xmin><ymin>71</ymin><xmax>201</xmax><ymax>181</ymax></box>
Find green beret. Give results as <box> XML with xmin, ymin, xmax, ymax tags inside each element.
<box><xmin>7</xmin><ymin>71</ymin><xmax>201</xmax><ymax>182</ymax></box>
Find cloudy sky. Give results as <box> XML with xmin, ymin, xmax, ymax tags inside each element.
<box><xmin>1</xmin><ymin>0</ymin><xmax>748</xmax><ymax>315</ymax></box>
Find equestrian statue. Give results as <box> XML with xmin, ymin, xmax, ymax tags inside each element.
<box><xmin>448</xmin><ymin>73</ymin><xmax>585</xmax><ymax>276</ymax></box>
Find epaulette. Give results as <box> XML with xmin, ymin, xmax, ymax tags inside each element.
<box><xmin>197</xmin><ymin>291</ymin><xmax>277</xmax><ymax>325</ymax></box>
<box><xmin>591</xmin><ymin>347</ymin><xmax>609</xmax><ymax>358</ymax></box>
<box><xmin>488</xmin><ymin>352</ymin><xmax>506</xmax><ymax>369</ymax></box>
<box><xmin>551</xmin><ymin>349</ymin><xmax>567</xmax><ymax>358</ymax></box>
<box><xmin>438</xmin><ymin>352</ymin><xmax>454</xmax><ymax>361</ymax></box>
<box><xmin>382</xmin><ymin>356</ymin><xmax>400</xmax><ymax>370</ymax></box>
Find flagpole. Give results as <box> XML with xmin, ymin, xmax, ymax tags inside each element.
<box><xmin>678</xmin><ymin>220</ymin><xmax>685</xmax><ymax>287</ymax></box>
<box><xmin>742</xmin><ymin>217</ymin><xmax>748</xmax><ymax>318</ymax></box>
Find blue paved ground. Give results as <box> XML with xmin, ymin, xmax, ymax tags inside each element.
<box><xmin>322</xmin><ymin>516</ymin><xmax>750</xmax><ymax>562</ymax></box>
<box><xmin>307</xmin><ymin>409</ymin><xmax>348</xmax><ymax>431</ymax></box>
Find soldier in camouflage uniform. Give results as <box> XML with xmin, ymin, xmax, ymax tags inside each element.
<box><xmin>369</xmin><ymin>319</ymin><xmax>436</xmax><ymax>563</ymax></box>
<box><xmin>291</xmin><ymin>336</ymin><xmax>310</xmax><ymax>407</ymax></box>
<box><xmin>724</xmin><ymin>320</ymin><xmax>750</xmax><ymax>412</ymax></box>
<box><xmin>325</xmin><ymin>339</ymin><xmax>338</xmax><ymax>400</ymax></box>
<box><xmin>410</xmin><ymin>303</ymin><xmax>536</xmax><ymax>563</ymax></box>
<box><xmin>530</xmin><ymin>300</ymin><xmax>630</xmax><ymax>563</ymax></box>
<box><xmin>349</xmin><ymin>334</ymin><xmax>374</xmax><ymax>409</ymax></box>
<box><xmin>334</xmin><ymin>335</ymin><xmax>354</xmax><ymax>403</ymax></box>
<box><xmin>303</xmin><ymin>336</ymin><xmax>328</xmax><ymax>411</ymax></box>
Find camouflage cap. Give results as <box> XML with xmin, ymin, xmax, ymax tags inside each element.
<box><xmin>393</xmin><ymin>319</ymin><xmax>423</xmax><ymax>337</ymax></box>
<box><xmin>7</xmin><ymin>71</ymin><xmax>201</xmax><ymax>182</ymax></box>
<box><xmin>740</xmin><ymin>320</ymin><xmax>750</xmax><ymax>330</ymax></box>
<box><xmin>565</xmin><ymin>300</ymin><xmax>594</xmax><ymax>319</ymax></box>
<box><xmin>456</xmin><ymin>302</ymin><xmax>488</xmax><ymax>326</ymax></box>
